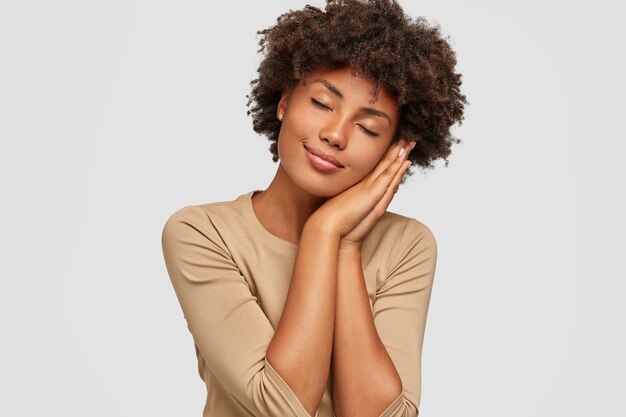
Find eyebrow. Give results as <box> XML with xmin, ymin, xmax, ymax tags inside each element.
<box><xmin>312</xmin><ymin>79</ymin><xmax>392</xmax><ymax>125</ymax></box>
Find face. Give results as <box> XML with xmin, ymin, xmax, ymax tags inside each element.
<box><xmin>276</xmin><ymin>65</ymin><xmax>400</xmax><ymax>198</ymax></box>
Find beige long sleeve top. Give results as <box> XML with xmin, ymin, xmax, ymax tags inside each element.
<box><xmin>161</xmin><ymin>190</ymin><xmax>437</xmax><ymax>417</ymax></box>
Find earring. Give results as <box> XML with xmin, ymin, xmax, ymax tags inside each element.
<box><xmin>277</xmin><ymin>112</ymin><xmax>283</xmax><ymax>121</ymax></box>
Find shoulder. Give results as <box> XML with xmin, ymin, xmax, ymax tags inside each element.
<box><xmin>162</xmin><ymin>194</ymin><xmax>247</xmax><ymax>239</ymax></box>
<box><xmin>401</xmin><ymin>216</ymin><xmax>437</xmax><ymax>252</ymax></box>
<box><xmin>378</xmin><ymin>210</ymin><xmax>437</xmax><ymax>249</ymax></box>
<box><xmin>382</xmin><ymin>212</ymin><xmax>438</xmax><ymax>290</ymax></box>
<box><xmin>162</xmin><ymin>204</ymin><xmax>209</xmax><ymax>236</ymax></box>
<box><xmin>161</xmin><ymin>206</ymin><xmax>212</xmax><ymax>254</ymax></box>
<box><xmin>161</xmin><ymin>202</ymin><xmax>239</xmax><ymax>265</ymax></box>
<box><xmin>379</xmin><ymin>211</ymin><xmax>438</xmax><ymax>268</ymax></box>
<box><xmin>362</xmin><ymin>210</ymin><xmax>437</xmax><ymax>267</ymax></box>
<box><xmin>164</xmin><ymin>204</ymin><xmax>207</xmax><ymax>224</ymax></box>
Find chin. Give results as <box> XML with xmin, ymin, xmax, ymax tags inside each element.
<box><xmin>299</xmin><ymin>182</ymin><xmax>340</xmax><ymax>198</ymax></box>
<box><xmin>294</xmin><ymin>174</ymin><xmax>356</xmax><ymax>199</ymax></box>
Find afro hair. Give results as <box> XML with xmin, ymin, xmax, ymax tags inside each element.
<box><xmin>246</xmin><ymin>0</ymin><xmax>468</xmax><ymax>181</ymax></box>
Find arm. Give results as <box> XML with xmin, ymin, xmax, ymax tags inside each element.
<box><xmin>332</xmin><ymin>218</ymin><xmax>437</xmax><ymax>417</ymax></box>
<box><xmin>161</xmin><ymin>206</ymin><xmax>338</xmax><ymax>417</ymax></box>
<box><xmin>266</xmin><ymin>214</ymin><xmax>340</xmax><ymax>417</ymax></box>
<box><xmin>277</xmin><ymin>140</ymin><xmax>414</xmax><ymax>415</ymax></box>
<box><xmin>332</xmin><ymin>244</ymin><xmax>403</xmax><ymax>417</ymax></box>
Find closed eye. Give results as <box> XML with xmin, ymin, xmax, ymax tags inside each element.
<box><xmin>359</xmin><ymin>125</ymin><xmax>379</xmax><ymax>137</ymax></box>
<box><xmin>311</xmin><ymin>98</ymin><xmax>331</xmax><ymax>110</ymax></box>
<box><xmin>312</xmin><ymin>98</ymin><xmax>379</xmax><ymax>137</ymax></box>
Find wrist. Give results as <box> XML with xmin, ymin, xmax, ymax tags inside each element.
<box><xmin>305</xmin><ymin>214</ymin><xmax>341</xmax><ymax>240</ymax></box>
<box><xmin>338</xmin><ymin>241</ymin><xmax>362</xmax><ymax>256</ymax></box>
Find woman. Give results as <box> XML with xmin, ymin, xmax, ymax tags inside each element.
<box><xmin>161</xmin><ymin>1</ymin><xmax>467</xmax><ymax>416</ymax></box>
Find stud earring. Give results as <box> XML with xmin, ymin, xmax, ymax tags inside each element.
<box><xmin>277</xmin><ymin>112</ymin><xmax>283</xmax><ymax>121</ymax></box>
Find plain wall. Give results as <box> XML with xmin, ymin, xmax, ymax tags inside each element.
<box><xmin>1</xmin><ymin>0</ymin><xmax>624</xmax><ymax>416</ymax></box>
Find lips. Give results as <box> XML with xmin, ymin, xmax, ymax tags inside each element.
<box><xmin>304</xmin><ymin>145</ymin><xmax>344</xmax><ymax>168</ymax></box>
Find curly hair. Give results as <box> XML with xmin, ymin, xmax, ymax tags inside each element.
<box><xmin>246</xmin><ymin>0</ymin><xmax>468</xmax><ymax>180</ymax></box>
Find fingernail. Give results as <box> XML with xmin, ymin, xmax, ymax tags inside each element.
<box><xmin>410</xmin><ymin>141</ymin><xmax>416</xmax><ymax>150</ymax></box>
<box><xmin>397</xmin><ymin>147</ymin><xmax>405</xmax><ymax>157</ymax></box>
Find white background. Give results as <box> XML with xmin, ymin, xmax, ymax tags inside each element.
<box><xmin>1</xmin><ymin>0</ymin><xmax>624</xmax><ymax>416</ymax></box>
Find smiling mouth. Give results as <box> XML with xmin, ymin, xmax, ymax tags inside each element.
<box><xmin>304</xmin><ymin>145</ymin><xmax>344</xmax><ymax>172</ymax></box>
<box><xmin>303</xmin><ymin>145</ymin><xmax>344</xmax><ymax>168</ymax></box>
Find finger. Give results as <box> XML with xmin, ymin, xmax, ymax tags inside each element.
<box><xmin>376</xmin><ymin>159</ymin><xmax>411</xmax><ymax>213</ymax></box>
<box><xmin>373</xmin><ymin>139</ymin><xmax>414</xmax><ymax>187</ymax></box>
<box><xmin>367</xmin><ymin>138</ymin><xmax>409</xmax><ymax>180</ymax></box>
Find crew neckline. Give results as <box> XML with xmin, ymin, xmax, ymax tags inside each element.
<box><xmin>244</xmin><ymin>190</ymin><xmax>298</xmax><ymax>256</ymax></box>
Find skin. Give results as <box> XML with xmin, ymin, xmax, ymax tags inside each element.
<box><xmin>255</xmin><ymin>65</ymin><xmax>415</xmax><ymax>417</ymax></box>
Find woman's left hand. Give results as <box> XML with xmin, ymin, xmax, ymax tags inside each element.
<box><xmin>339</xmin><ymin>139</ymin><xmax>414</xmax><ymax>251</ymax></box>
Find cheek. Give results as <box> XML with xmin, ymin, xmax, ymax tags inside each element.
<box><xmin>285</xmin><ymin>110</ymin><xmax>319</xmax><ymax>138</ymax></box>
<box><xmin>276</xmin><ymin>119</ymin><xmax>313</xmax><ymax>159</ymax></box>
<box><xmin>351</xmin><ymin>147</ymin><xmax>387</xmax><ymax>175</ymax></box>
<box><xmin>277</xmin><ymin>118</ymin><xmax>304</xmax><ymax>151</ymax></box>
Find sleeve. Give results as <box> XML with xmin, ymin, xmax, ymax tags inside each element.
<box><xmin>161</xmin><ymin>206</ymin><xmax>319</xmax><ymax>417</ymax></box>
<box><xmin>371</xmin><ymin>218</ymin><xmax>438</xmax><ymax>417</ymax></box>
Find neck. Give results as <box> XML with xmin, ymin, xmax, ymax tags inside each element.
<box><xmin>251</xmin><ymin>164</ymin><xmax>328</xmax><ymax>246</ymax></box>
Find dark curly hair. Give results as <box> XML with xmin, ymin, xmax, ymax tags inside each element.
<box><xmin>246</xmin><ymin>0</ymin><xmax>468</xmax><ymax>181</ymax></box>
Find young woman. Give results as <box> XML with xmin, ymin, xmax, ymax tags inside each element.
<box><xmin>161</xmin><ymin>1</ymin><xmax>467</xmax><ymax>416</ymax></box>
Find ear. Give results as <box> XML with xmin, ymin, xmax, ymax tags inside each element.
<box><xmin>277</xmin><ymin>87</ymin><xmax>292</xmax><ymax>116</ymax></box>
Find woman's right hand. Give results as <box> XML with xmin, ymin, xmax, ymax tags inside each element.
<box><xmin>309</xmin><ymin>138</ymin><xmax>415</xmax><ymax>240</ymax></box>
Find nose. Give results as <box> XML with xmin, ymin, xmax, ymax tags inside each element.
<box><xmin>319</xmin><ymin>115</ymin><xmax>347</xmax><ymax>149</ymax></box>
